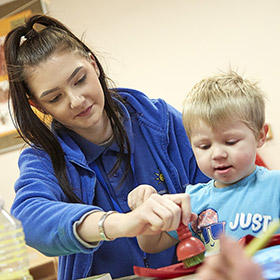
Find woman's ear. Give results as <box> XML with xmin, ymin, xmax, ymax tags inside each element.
<box><xmin>88</xmin><ymin>53</ymin><xmax>100</xmax><ymax>77</ymax></box>
<box><xmin>28</xmin><ymin>99</ymin><xmax>37</xmax><ymax>108</ymax></box>
<box><xmin>257</xmin><ymin>123</ymin><xmax>269</xmax><ymax>148</ymax></box>
<box><xmin>28</xmin><ymin>98</ymin><xmax>47</xmax><ymax>114</ymax></box>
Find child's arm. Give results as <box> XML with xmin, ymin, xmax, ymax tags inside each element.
<box><xmin>137</xmin><ymin>231</ymin><xmax>178</xmax><ymax>253</ymax></box>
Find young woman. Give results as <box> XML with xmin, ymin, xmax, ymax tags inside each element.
<box><xmin>4</xmin><ymin>14</ymin><xmax>209</xmax><ymax>279</ymax></box>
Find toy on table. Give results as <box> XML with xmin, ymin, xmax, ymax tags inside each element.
<box><xmin>176</xmin><ymin>222</ymin><xmax>205</xmax><ymax>268</ymax></box>
<box><xmin>133</xmin><ymin>222</ymin><xmax>206</xmax><ymax>279</ymax></box>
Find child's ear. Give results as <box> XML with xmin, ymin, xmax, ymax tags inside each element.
<box><xmin>257</xmin><ymin>123</ymin><xmax>269</xmax><ymax>148</ymax></box>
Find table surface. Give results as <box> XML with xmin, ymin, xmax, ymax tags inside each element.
<box><xmin>81</xmin><ymin>274</ymin><xmax>197</xmax><ymax>280</ymax></box>
<box><xmin>115</xmin><ymin>274</ymin><xmax>197</xmax><ymax>280</ymax></box>
<box><xmin>82</xmin><ymin>270</ymin><xmax>198</xmax><ymax>280</ymax></box>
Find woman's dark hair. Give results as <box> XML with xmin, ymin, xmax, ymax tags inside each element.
<box><xmin>4</xmin><ymin>14</ymin><xmax>131</xmax><ymax>203</ymax></box>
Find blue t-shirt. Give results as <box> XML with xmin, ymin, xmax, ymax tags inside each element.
<box><xmin>169</xmin><ymin>166</ymin><xmax>280</xmax><ymax>255</ymax></box>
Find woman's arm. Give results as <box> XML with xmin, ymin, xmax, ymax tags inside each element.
<box><xmin>78</xmin><ymin>192</ymin><xmax>193</xmax><ymax>244</ymax></box>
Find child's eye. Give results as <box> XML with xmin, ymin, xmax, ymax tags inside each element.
<box><xmin>226</xmin><ymin>140</ymin><xmax>238</xmax><ymax>145</ymax></box>
<box><xmin>199</xmin><ymin>144</ymin><xmax>210</xmax><ymax>150</ymax></box>
<box><xmin>75</xmin><ymin>75</ymin><xmax>86</xmax><ymax>86</ymax></box>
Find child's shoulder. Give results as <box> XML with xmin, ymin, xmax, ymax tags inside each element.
<box><xmin>185</xmin><ymin>180</ymin><xmax>213</xmax><ymax>195</ymax></box>
<box><xmin>256</xmin><ymin>165</ymin><xmax>280</xmax><ymax>180</ymax></box>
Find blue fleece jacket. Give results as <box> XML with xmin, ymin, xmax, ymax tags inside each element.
<box><xmin>11</xmin><ymin>88</ymin><xmax>209</xmax><ymax>280</ymax></box>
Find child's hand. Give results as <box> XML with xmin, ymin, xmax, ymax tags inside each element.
<box><xmin>128</xmin><ymin>184</ymin><xmax>157</xmax><ymax>210</ymax></box>
<box><xmin>196</xmin><ymin>235</ymin><xmax>264</xmax><ymax>280</ymax></box>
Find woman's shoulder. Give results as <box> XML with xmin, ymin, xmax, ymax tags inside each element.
<box><xmin>18</xmin><ymin>146</ymin><xmax>51</xmax><ymax>165</ymax></box>
<box><xmin>117</xmin><ymin>87</ymin><xmax>166</xmax><ymax>108</ymax></box>
<box><xmin>116</xmin><ymin>87</ymin><xmax>181</xmax><ymax>121</ymax></box>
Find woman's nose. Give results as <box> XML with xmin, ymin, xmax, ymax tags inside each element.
<box><xmin>69</xmin><ymin>92</ymin><xmax>85</xmax><ymax>109</ymax></box>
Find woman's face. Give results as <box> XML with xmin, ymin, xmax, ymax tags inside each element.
<box><xmin>27</xmin><ymin>51</ymin><xmax>106</xmax><ymax>138</ymax></box>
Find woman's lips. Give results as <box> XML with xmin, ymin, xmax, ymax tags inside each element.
<box><xmin>75</xmin><ymin>105</ymin><xmax>93</xmax><ymax>117</ymax></box>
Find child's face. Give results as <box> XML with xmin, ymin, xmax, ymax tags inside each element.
<box><xmin>190</xmin><ymin>118</ymin><xmax>265</xmax><ymax>188</ymax></box>
<box><xmin>27</xmin><ymin>51</ymin><xmax>105</xmax><ymax>137</ymax></box>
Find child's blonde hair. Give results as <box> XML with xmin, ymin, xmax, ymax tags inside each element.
<box><xmin>182</xmin><ymin>70</ymin><xmax>266</xmax><ymax>140</ymax></box>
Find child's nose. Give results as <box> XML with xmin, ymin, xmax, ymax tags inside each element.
<box><xmin>211</xmin><ymin>145</ymin><xmax>227</xmax><ymax>160</ymax></box>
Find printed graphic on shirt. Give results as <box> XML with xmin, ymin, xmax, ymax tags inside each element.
<box><xmin>191</xmin><ymin>208</ymin><xmax>226</xmax><ymax>256</ymax></box>
<box><xmin>154</xmin><ymin>170</ymin><xmax>165</xmax><ymax>184</ymax></box>
<box><xmin>191</xmin><ymin>208</ymin><xmax>273</xmax><ymax>255</ymax></box>
<box><xmin>229</xmin><ymin>213</ymin><xmax>272</xmax><ymax>233</ymax></box>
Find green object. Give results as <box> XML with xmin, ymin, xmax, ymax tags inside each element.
<box><xmin>182</xmin><ymin>251</ymin><xmax>205</xmax><ymax>268</ymax></box>
<box><xmin>245</xmin><ymin>220</ymin><xmax>280</xmax><ymax>257</ymax></box>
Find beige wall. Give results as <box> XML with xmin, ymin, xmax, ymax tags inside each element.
<box><xmin>1</xmin><ymin>0</ymin><xmax>280</xmax><ymax>211</ymax></box>
<box><xmin>0</xmin><ymin>149</ymin><xmax>20</xmax><ymax>211</ymax></box>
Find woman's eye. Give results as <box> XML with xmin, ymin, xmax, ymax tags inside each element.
<box><xmin>75</xmin><ymin>75</ymin><xmax>86</xmax><ymax>86</ymax></box>
<box><xmin>49</xmin><ymin>94</ymin><xmax>61</xmax><ymax>104</ymax></box>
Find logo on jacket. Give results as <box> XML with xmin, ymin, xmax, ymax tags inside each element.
<box><xmin>154</xmin><ymin>170</ymin><xmax>165</xmax><ymax>184</ymax></box>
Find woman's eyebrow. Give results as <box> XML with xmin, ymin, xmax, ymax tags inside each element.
<box><xmin>40</xmin><ymin>66</ymin><xmax>83</xmax><ymax>98</ymax></box>
<box><xmin>40</xmin><ymin>87</ymin><xmax>60</xmax><ymax>98</ymax></box>
<box><xmin>67</xmin><ymin>66</ymin><xmax>83</xmax><ymax>82</ymax></box>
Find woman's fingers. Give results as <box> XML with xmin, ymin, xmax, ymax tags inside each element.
<box><xmin>130</xmin><ymin>193</ymin><xmax>181</xmax><ymax>232</ymax></box>
<box><xmin>135</xmin><ymin>193</ymin><xmax>195</xmax><ymax>231</ymax></box>
<box><xmin>127</xmin><ymin>184</ymin><xmax>157</xmax><ymax>210</ymax></box>
<box><xmin>127</xmin><ymin>191</ymin><xmax>195</xmax><ymax>236</ymax></box>
<box><xmin>162</xmin><ymin>193</ymin><xmax>193</xmax><ymax>225</ymax></box>
<box><xmin>128</xmin><ymin>187</ymin><xmax>194</xmax><ymax>228</ymax></box>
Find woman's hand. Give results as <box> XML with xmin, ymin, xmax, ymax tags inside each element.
<box><xmin>107</xmin><ymin>193</ymin><xmax>193</xmax><ymax>238</ymax></box>
<box><xmin>196</xmin><ymin>235</ymin><xmax>264</xmax><ymax>280</ymax></box>
<box><xmin>128</xmin><ymin>185</ymin><xmax>196</xmax><ymax>225</ymax></box>
<box><xmin>78</xmin><ymin>192</ymin><xmax>195</xmax><ymax>243</ymax></box>
<box><xmin>127</xmin><ymin>184</ymin><xmax>157</xmax><ymax>210</ymax></box>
